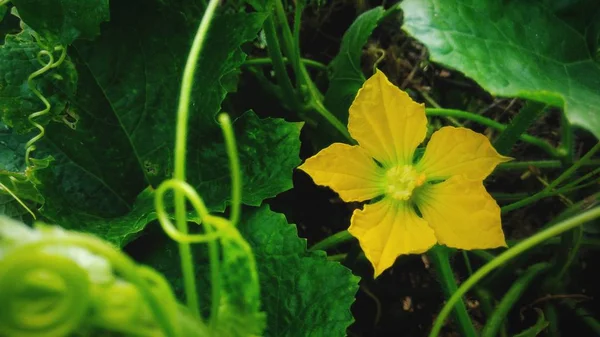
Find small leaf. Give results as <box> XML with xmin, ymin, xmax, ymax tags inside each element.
<box><xmin>401</xmin><ymin>0</ymin><xmax>600</xmax><ymax>139</ymax></box>
<box><xmin>10</xmin><ymin>0</ymin><xmax>109</xmax><ymax>45</ymax></box>
<box><xmin>324</xmin><ymin>6</ymin><xmax>384</xmax><ymax>123</ymax></box>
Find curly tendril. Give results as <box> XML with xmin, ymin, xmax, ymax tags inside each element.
<box><xmin>154</xmin><ymin>113</ymin><xmax>244</xmax><ymax>327</ymax></box>
<box><xmin>0</xmin><ymin>248</ymin><xmax>90</xmax><ymax>337</ymax></box>
<box><xmin>24</xmin><ymin>46</ymin><xmax>67</xmax><ymax>166</ymax></box>
<box><xmin>0</xmin><ymin>230</ymin><xmax>183</xmax><ymax>337</ymax></box>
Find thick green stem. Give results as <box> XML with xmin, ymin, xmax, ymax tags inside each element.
<box><xmin>263</xmin><ymin>13</ymin><xmax>301</xmax><ymax>110</ymax></box>
<box><xmin>493</xmin><ymin>101</ymin><xmax>546</xmax><ymax>155</ymax></box>
<box><xmin>428</xmin><ymin>206</ymin><xmax>600</xmax><ymax>337</ymax></box>
<box><xmin>273</xmin><ymin>0</ymin><xmax>303</xmax><ymax>86</ymax></box>
<box><xmin>481</xmin><ymin>263</ymin><xmax>550</xmax><ymax>337</ymax></box>
<box><xmin>426</xmin><ymin>108</ymin><xmax>559</xmax><ymax>157</ymax></box>
<box><xmin>244</xmin><ymin>57</ymin><xmax>328</xmax><ymax>71</ymax></box>
<box><xmin>429</xmin><ymin>246</ymin><xmax>477</xmax><ymax>337</ymax></box>
<box><xmin>173</xmin><ymin>0</ymin><xmax>220</xmax><ymax>317</ymax></box>
<box><xmin>309</xmin><ymin>230</ymin><xmax>354</xmax><ymax>252</ymax></box>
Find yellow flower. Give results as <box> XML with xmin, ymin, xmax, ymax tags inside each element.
<box><xmin>299</xmin><ymin>70</ymin><xmax>511</xmax><ymax>277</ymax></box>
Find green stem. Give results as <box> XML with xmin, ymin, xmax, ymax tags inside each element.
<box><xmin>244</xmin><ymin>57</ymin><xmax>328</xmax><ymax>71</ymax></box>
<box><xmin>428</xmin><ymin>206</ymin><xmax>600</xmax><ymax>337</ymax></box>
<box><xmin>173</xmin><ymin>0</ymin><xmax>220</xmax><ymax>317</ymax></box>
<box><xmin>559</xmin><ymin>112</ymin><xmax>574</xmax><ymax>164</ymax></box>
<box><xmin>481</xmin><ymin>263</ymin><xmax>550</xmax><ymax>337</ymax></box>
<box><xmin>546</xmin><ymin>142</ymin><xmax>600</xmax><ymax>190</ymax></box>
<box><xmin>544</xmin><ymin>303</ymin><xmax>560</xmax><ymax>337</ymax></box>
<box><xmin>429</xmin><ymin>246</ymin><xmax>477</xmax><ymax>337</ymax></box>
<box><xmin>309</xmin><ymin>230</ymin><xmax>354</xmax><ymax>252</ymax></box>
<box><xmin>501</xmin><ymin>142</ymin><xmax>600</xmax><ymax>213</ymax></box>
<box><xmin>263</xmin><ymin>13</ymin><xmax>301</xmax><ymax>110</ymax></box>
<box><xmin>493</xmin><ymin>101</ymin><xmax>546</xmax><ymax>155</ymax></box>
<box><xmin>273</xmin><ymin>0</ymin><xmax>302</xmax><ymax>86</ymax></box>
<box><xmin>554</xmin><ymin>225</ymin><xmax>583</xmax><ymax>283</ymax></box>
<box><xmin>271</xmin><ymin>0</ymin><xmax>351</xmax><ymax>142</ymax></box>
<box><xmin>310</xmin><ymin>99</ymin><xmax>354</xmax><ymax>143</ymax></box>
<box><xmin>426</xmin><ymin>108</ymin><xmax>559</xmax><ymax>157</ymax></box>
<box><xmin>559</xmin><ymin>167</ymin><xmax>600</xmax><ymax>190</ymax></box>
<box><xmin>497</xmin><ymin>160</ymin><xmax>600</xmax><ymax>171</ymax></box>
<box><xmin>0</xmin><ymin>0</ymin><xmax>9</xmax><ymax>6</ymax></box>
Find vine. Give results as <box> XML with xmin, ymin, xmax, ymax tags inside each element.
<box><xmin>24</xmin><ymin>44</ymin><xmax>67</xmax><ymax>166</ymax></box>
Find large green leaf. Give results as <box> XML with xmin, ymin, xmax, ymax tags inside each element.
<box><xmin>15</xmin><ymin>0</ymin><xmax>300</xmax><ymax>243</ymax></box>
<box><xmin>142</xmin><ymin>205</ymin><xmax>359</xmax><ymax>337</ymax></box>
<box><xmin>239</xmin><ymin>206</ymin><xmax>359</xmax><ymax>336</ymax></box>
<box><xmin>401</xmin><ymin>0</ymin><xmax>600</xmax><ymax>139</ymax></box>
<box><xmin>324</xmin><ymin>7</ymin><xmax>384</xmax><ymax>123</ymax></box>
<box><xmin>10</xmin><ymin>0</ymin><xmax>109</xmax><ymax>45</ymax></box>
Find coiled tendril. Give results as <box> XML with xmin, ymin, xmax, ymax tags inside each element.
<box><xmin>0</xmin><ymin>230</ymin><xmax>186</xmax><ymax>337</ymax></box>
<box><xmin>0</xmin><ymin>248</ymin><xmax>90</xmax><ymax>337</ymax></box>
<box><xmin>24</xmin><ymin>45</ymin><xmax>67</xmax><ymax>166</ymax></box>
<box><xmin>154</xmin><ymin>113</ymin><xmax>260</xmax><ymax>329</ymax></box>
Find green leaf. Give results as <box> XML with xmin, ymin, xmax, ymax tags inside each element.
<box><xmin>37</xmin><ymin>187</ymin><xmax>160</xmax><ymax>248</ymax></box>
<box><xmin>194</xmin><ymin>111</ymin><xmax>303</xmax><ymax>211</ymax></box>
<box><xmin>324</xmin><ymin>6</ymin><xmax>384</xmax><ymax>123</ymax></box>
<box><xmin>142</xmin><ymin>205</ymin><xmax>359</xmax><ymax>337</ymax></box>
<box><xmin>238</xmin><ymin>206</ymin><xmax>359</xmax><ymax>336</ymax></box>
<box><xmin>9</xmin><ymin>0</ymin><xmax>299</xmax><ymax>243</ymax></box>
<box><xmin>0</xmin><ymin>28</ymin><xmax>77</xmax><ymax>133</ymax></box>
<box><xmin>10</xmin><ymin>0</ymin><xmax>109</xmax><ymax>46</ymax></box>
<box><xmin>0</xmin><ymin>123</ymin><xmax>47</xmax><ymax>209</ymax></box>
<box><xmin>401</xmin><ymin>0</ymin><xmax>600</xmax><ymax>139</ymax></box>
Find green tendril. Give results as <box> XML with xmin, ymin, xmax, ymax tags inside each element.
<box><xmin>0</xmin><ymin>182</ymin><xmax>36</xmax><ymax>219</ymax></box>
<box><xmin>0</xmin><ymin>249</ymin><xmax>90</xmax><ymax>337</ymax></box>
<box><xmin>1</xmin><ymin>233</ymin><xmax>182</xmax><ymax>337</ymax></box>
<box><xmin>219</xmin><ymin>113</ymin><xmax>242</xmax><ymax>227</ymax></box>
<box><xmin>154</xmin><ymin>112</ymin><xmax>244</xmax><ymax>328</ymax></box>
<box><xmin>24</xmin><ymin>46</ymin><xmax>67</xmax><ymax>166</ymax></box>
<box><xmin>168</xmin><ymin>0</ymin><xmax>220</xmax><ymax>318</ymax></box>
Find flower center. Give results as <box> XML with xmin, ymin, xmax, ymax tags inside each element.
<box><xmin>385</xmin><ymin>165</ymin><xmax>426</xmax><ymax>201</ymax></box>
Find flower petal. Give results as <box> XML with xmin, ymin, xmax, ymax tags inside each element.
<box><xmin>348</xmin><ymin>70</ymin><xmax>428</xmax><ymax>167</ymax></box>
<box><xmin>415</xmin><ymin>176</ymin><xmax>507</xmax><ymax>250</ymax></box>
<box><xmin>298</xmin><ymin>143</ymin><xmax>385</xmax><ymax>202</ymax></box>
<box><xmin>349</xmin><ymin>199</ymin><xmax>436</xmax><ymax>277</ymax></box>
<box><xmin>416</xmin><ymin>126</ymin><xmax>511</xmax><ymax>181</ymax></box>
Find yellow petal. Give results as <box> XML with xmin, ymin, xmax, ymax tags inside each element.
<box><xmin>298</xmin><ymin>143</ymin><xmax>385</xmax><ymax>202</ymax></box>
<box><xmin>348</xmin><ymin>70</ymin><xmax>428</xmax><ymax>167</ymax></box>
<box><xmin>348</xmin><ymin>199</ymin><xmax>436</xmax><ymax>277</ymax></box>
<box><xmin>415</xmin><ymin>176</ymin><xmax>507</xmax><ymax>250</ymax></box>
<box><xmin>416</xmin><ymin>126</ymin><xmax>511</xmax><ymax>181</ymax></box>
